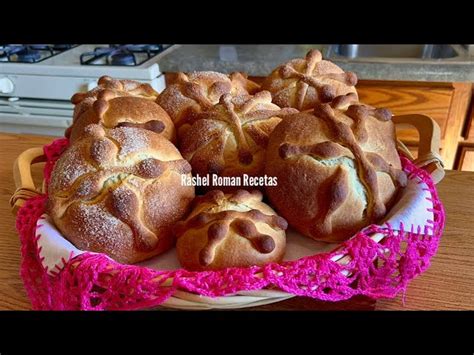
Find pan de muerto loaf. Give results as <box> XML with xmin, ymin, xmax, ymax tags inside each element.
<box><xmin>157</xmin><ymin>71</ymin><xmax>260</xmax><ymax>138</ymax></box>
<box><xmin>48</xmin><ymin>124</ymin><xmax>195</xmax><ymax>264</ymax></box>
<box><xmin>265</xmin><ymin>93</ymin><xmax>407</xmax><ymax>242</ymax></box>
<box><xmin>262</xmin><ymin>49</ymin><xmax>358</xmax><ymax>110</ymax></box>
<box><xmin>71</xmin><ymin>76</ymin><xmax>159</xmax><ymax>122</ymax></box>
<box><xmin>174</xmin><ymin>189</ymin><xmax>287</xmax><ymax>271</ymax></box>
<box><xmin>67</xmin><ymin>76</ymin><xmax>176</xmax><ymax>144</ymax></box>
<box><xmin>179</xmin><ymin>91</ymin><xmax>298</xmax><ymax>191</ymax></box>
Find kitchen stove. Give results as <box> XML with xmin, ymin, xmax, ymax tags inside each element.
<box><xmin>0</xmin><ymin>44</ymin><xmax>177</xmax><ymax>135</ymax></box>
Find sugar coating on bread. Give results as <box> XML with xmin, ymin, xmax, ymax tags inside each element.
<box><xmin>262</xmin><ymin>49</ymin><xmax>358</xmax><ymax>110</ymax></box>
<box><xmin>48</xmin><ymin>124</ymin><xmax>195</xmax><ymax>264</ymax></box>
<box><xmin>179</xmin><ymin>91</ymin><xmax>298</xmax><ymax>191</ymax></box>
<box><xmin>157</xmin><ymin>71</ymin><xmax>260</xmax><ymax>138</ymax></box>
<box><xmin>175</xmin><ymin>189</ymin><xmax>287</xmax><ymax>270</ymax></box>
<box><xmin>265</xmin><ymin>94</ymin><xmax>407</xmax><ymax>243</ymax></box>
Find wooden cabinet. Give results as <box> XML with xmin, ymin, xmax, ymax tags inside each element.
<box><xmin>357</xmin><ymin>81</ymin><xmax>472</xmax><ymax>170</ymax></box>
<box><xmin>357</xmin><ymin>81</ymin><xmax>453</xmax><ymax>144</ymax></box>
<box><xmin>462</xmin><ymin>93</ymin><xmax>474</xmax><ymax>142</ymax></box>
<box><xmin>456</xmin><ymin>146</ymin><xmax>474</xmax><ymax>171</ymax></box>
<box><xmin>164</xmin><ymin>73</ymin><xmax>473</xmax><ymax>170</ymax></box>
<box><xmin>456</xmin><ymin>93</ymin><xmax>474</xmax><ymax>171</ymax></box>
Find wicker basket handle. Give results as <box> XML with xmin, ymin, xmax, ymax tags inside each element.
<box><xmin>393</xmin><ymin>114</ymin><xmax>445</xmax><ymax>184</ymax></box>
<box><xmin>10</xmin><ymin>147</ymin><xmax>46</xmax><ymax>215</ymax></box>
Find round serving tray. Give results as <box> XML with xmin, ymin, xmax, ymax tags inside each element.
<box><xmin>10</xmin><ymin>114</ymin><xmax>445</xmax><ymax>310</ymax></box>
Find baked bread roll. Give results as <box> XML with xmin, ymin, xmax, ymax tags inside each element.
<box><xmin>67</xmin><ymin>76</ymin><xmax>176</xmax><ymax>144</ymax></box>
<box><xmin>174</xmin><ymin>189</ymin><xmax>287</xmax><ymax>270</ymax></box>
<box><xmin>48</xmin><ymin>124</ymin><xmax>195</xmax><ymax>264</ymax></box>
<box><xmin>157</xmin><ymin>71</ymin><xmax>260</xmax><ymax>138</ymax></box>
<box><xmin>262</xmin><ymin>49</ymin><xmax>358</xmax><ymax>110</ymax></box>
<box><xmin>179</xmin><ymin>91</ymin><xmax>297</xmax><ymax>191</ymax></box>
<box><xmin>265</xmin><ymin>93</ymin><xmax>407</xmax><ymax>243</ymax></box>
<box><xmin>70</xmin><ymin>76</ymin><xmax>159</xmax><ymax>124</ymax></box>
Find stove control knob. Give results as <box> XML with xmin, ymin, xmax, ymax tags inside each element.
<box><xmin>0</xmin><ymin>77</ymin><xmax>14</xmax><ymax>94</ymax></box>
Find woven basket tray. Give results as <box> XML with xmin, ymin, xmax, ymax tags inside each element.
<box><xmin>10</xmin><ymin>114</ymin><xmax>445</xmax><ymax>310</ymax></box>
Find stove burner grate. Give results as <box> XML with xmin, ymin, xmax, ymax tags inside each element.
<box><xmin>79</xmin><ymin>44</ymin><xmax>167</xmax><ymax>66</ymax></box>
<box><xmin>0</xmin><ymin>44</ymin><xmax>76</xmax><ymax>63</ymax></box>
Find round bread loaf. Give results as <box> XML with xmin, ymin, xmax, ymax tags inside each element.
<box><xmin>174</xmin><ymin>189</ymin><xmax>287</xmax><ymax>271</ymax></box>
<box><xmin>157</xmin><ymin>71</ymin><xmax>260</xmax><ymax>138</ymax></box>
<box><xmin>179</xmin><ymin>91</ymin><xmax>297</xmax><ymax>191</ymax></box>
<box><xmin>48</xmin><ymin>124</ymin><xmax>195</xmax><ymax>264</ymax></box>
<box><xmin>262</xmin><ymin>49</ymin><xmax>358</xmax><ymax>111</ymax></box>
<box><xmin>67</xmin><ymin>76</ymin><xmax>176</xmax><ymax>144</ymax></box>
<box><xmin>71</xmin><ymin>75</ymin><xmax>159</xmax><ymax>123</ymax></box>
<box><xmin>265</xmin><ymin>93</ymin><xmax>407</xmax><ymax>243</ymax></box>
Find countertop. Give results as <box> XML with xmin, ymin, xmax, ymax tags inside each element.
<box><xmin>159</xmin><ymin>45</ymin><xmax>474</xmax><ymax>82</ymax></box>
<box><xmin>1</xmin><ymin>132</ymin><xmax>473</xmax><ymax>310</ymax></box>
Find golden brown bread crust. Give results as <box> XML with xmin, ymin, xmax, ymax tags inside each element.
<box><xmin>69</xmin><ymin>90</ymin><xmax>176</xmax><ymax>144</ymax></box>
<box><xmin>174</xmin><ymin>189</ymin><xmax>287</xmax><ymax>271</ymax></box>
<box><xmin>71</xmin><ymin>76</ymin><xmax>159</xmax><ymax>121</ymax></box>
<box><xmin>48</xmin><ymin>124</ymin><xmax>195</xmax><ymax>264</ymax></box>
<box><xmin>262</xmin><ymin>49</ymin><xmax>358</xmax><ymax>110</ymax></box>
<box><xmin>156</xmin><ymin>71</ymin><xmax>260</xmax><ymax>138</ymax></box>
<box><xmin>179</xmin><ymin>91</ymin><xmax>298</xmax><ymax>191</ymax></box>
<box><xmin>67</xmin><ymin>76</ymin><xmax>175</xmax><ymax>144</ymax></box>
<box><xmin>265</xmin><ymin>93</ymin><xmax>407</xmax><ymax>243</ymax></box>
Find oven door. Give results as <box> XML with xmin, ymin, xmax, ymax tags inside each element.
<box><xmin>0</xmin><ymin>97</ymin><xmax>72</xmax><ymax>136</ymax></box>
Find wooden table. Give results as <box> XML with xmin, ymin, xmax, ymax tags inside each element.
<box><xmin>1</xmin><ymin>132</ymin><xmax>473</xmax><ymax>310</ymax></box>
